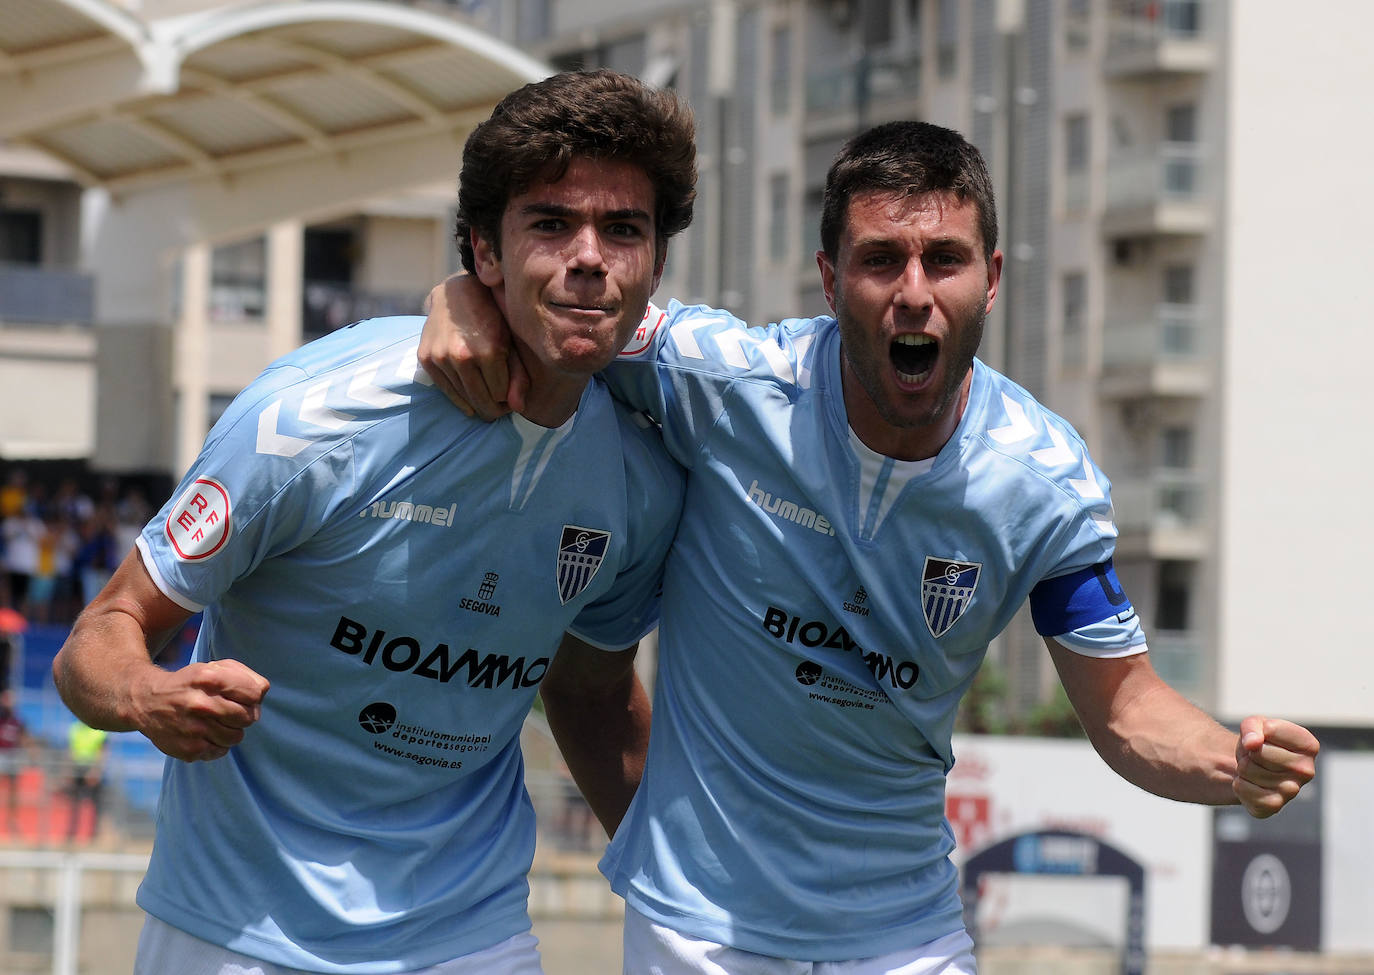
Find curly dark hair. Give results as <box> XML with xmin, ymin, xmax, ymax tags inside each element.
<box><xmin>455</xmin><ymin>69</ymin><xmax>697</xmax><ymax>272</ymax></box>
<box><xmin>820</xmin><ymin>121</ymin><xmax>998</xmax><ymax>262</ymax></box>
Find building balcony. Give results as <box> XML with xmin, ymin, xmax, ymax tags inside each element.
<box><xmin>303</xmin><ymin>281</ymin><xmax>426</xmax><ymax>342</ymax></box>
<box><xmin>1100</xmin><ymin>302</ymin><xmax>1209</xmax><ymax>398</ymax></box>
<box><xmin>804</xmin><ymin>48</ymin><xmax>921</xmax><ymax>122</ymax></box>
<box><xmin>1147</xmin><ymin>630</ymin><xmax>1204</xmax><ymax>697</ymax></box>
<box><xmin>1111</xmin><ymin>470</ymin><xmax>1207</xmax><ymax>560</ymax></box>
<box><xmin>1105</xmin><ymin>0</ymin><xmax>1215</xmax><ymax>78</ymax></box>
<box><xmin>1103</xmin><ymin>143</ymin><xmax>1212</xmax><ymax>237</ymax></box>
<box><xmin>0</xmin><ymin>262</ymin><xmax>94</xmax><ymax>327</ymax></box>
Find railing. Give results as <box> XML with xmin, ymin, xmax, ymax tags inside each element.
<box><xmin>1106</xmin><ymin>142</ymin><xmax>1206</xmax><ymax>209</ymax></box>
<box><xmin>302</xmin><ymin>282</ymin><xmax>427</xmax><ymax>341</ymax></box>
<box><xmin>1112</xmin><ymin>469</ymin><xmax>1206</xmax><ymax>535</ymax></box>
<box><xmin>0</xmin><ymin>263</ymin><xmax>95</xmax><ymax>326</ymax></box>
<box><xmin>1147</xmin><ymin>630</ymin><xmax>1202</xmax><ymax>692</ymax></box>
<box><xmin>209</xmin><ymin>276</ymin><xmax>266</xmax><ymax>321</ymax></box>
<box><xmin>805</xmin><ymin>48</ymin><xmax>921</xmax><ymax>116</ymax></box>
<box><xmin>0</xmin><ymin>849</ymin><xmax>150</xmax><ymax>975</ymax></box>
<box><xmin>1103</xmin><ymin>302</ymin><xmax>1205</xmax><ymax>369</ymax></box>
<box><xmin>1108</xmin><ymin>0</ymin><xmax>1208</xmax><ymax>52</ymax></box>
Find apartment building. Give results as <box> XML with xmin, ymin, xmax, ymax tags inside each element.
<box><xmin>479</xmin><ymin>0</ymin><xmax>1374</xmax><ymax>730</ymax></box>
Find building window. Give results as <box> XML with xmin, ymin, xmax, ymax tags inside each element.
<box><xmin>1064</xmin><ymin>0</ymin><xmax>1091</xmax><ymax>50</ymax></box>
<box><xmin>769</xmin><ymin>173</ymin><xmax>789</xmax><ymax>263</ymax></box>
<box><xmin>936</xmin><ymin>0</ymin><xmax>958</xmax><ymax>77</ymax></box>
<box><xmin>210</xmin><ymin>236</ymin><xmax>267</xmax><ymax>321</ymax></box>
<box><xmin>208</xmin><ymin>393</ymin><xmax>236</xmax><ymax>434</ymax></box>
<box><xmin>1064</xmin><ymin>113</ymin><xmax>1089</xmax><ymax>211</ymax></box>
<box><xmin>1065</xmin><ymin>114</ymin><xmax>1089</xmax><ymax>171</ymax></box>
<box><xmin>1165</xmin><ymin>102</ymin><xmax>1197</xmax><ymax>143</ymax></box>
<box><xmin>1160</xmin><ymin>425</ymin><xmax>1194</xmax><ymax>469</ymax></box>
<box><xmin>770</xmin><ymin>25</ymin><xmax>792</xmax><ymax>115</ymax></box>
<box><xmin>1163</xmin><ymin>0</ymin><xmax>1203</xmax><ymax>38</ymax></box>
<box><xmin>1163</xmin><ymin>102</ymin><xmax>1199</xmax><ymax>197</ymax></box>
<box><xmin>1163</xmin><ymin>263</ymin><xmax>1194</xmax><ymax>304</ymax></box>
<box><xmin>516</xmin><ymin>0</ymin><xmax>551</xmax><ymax>46</ymax></box>
<box><xmin>0</xmin><ymin>209</ymin><xmax>42</xmax><ymax>264</ymax></box>
<box><xmin>1061</xmin><ymin>271</ymin><xmax>1086</xmax><ymax>366</ymax></box>
<box><xmin>907</xmin><ymin>0</ymin><xmax>924</xmax><ymax>49</ymax></box>
<box><xmin>1156</xmin><ymin>560</ymin><xmax>1193</xmax><ymax>632</ymax></box>
<box><xmin>862</xmin><ymin>0</ymin><xmax>896</xmax><ymax>49</ymax></box>
<box><xmin>801</xmin><ymin>188</ymin><xmax>823</xmax><ymax>267</ymax></box>
<box><xmin>1161</xmin><ymin>263</ymin><xmax>1197</xmax><ymax>356</ymax></box>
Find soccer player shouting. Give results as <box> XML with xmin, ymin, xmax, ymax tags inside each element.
<box><xmin>420</xmin><ymin>121</ymin><xmax>1319</xmax><ymax>974</ymax></box>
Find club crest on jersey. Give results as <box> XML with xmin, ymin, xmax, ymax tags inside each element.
<box><xmin>557</xmin><ymin>526</ymin><xmax>611</xmax><ymax>604</ymax></box>
<box><xmin>921</xmin><ymin>557</ymin><xmax>981</xmax><ymax>637</ymax></box>
<box><xmin>166</xmin><ymin>476</ymin><xmax>231</xmax><ymax>561</ymax></box>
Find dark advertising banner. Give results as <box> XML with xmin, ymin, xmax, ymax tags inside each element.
<box><xmin>1210</xmin><ymin>840</ymin><xmax>1320</xmax><ymax>949</ymax></box>
<box><xmin>1210</xmin><ymin>780</ymin><xmax>1322</xmax><ymax>950</ymax></box>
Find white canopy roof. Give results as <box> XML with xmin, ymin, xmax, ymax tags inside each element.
<box><xmin>1</xmin><ymin>0</ymin><xmax>550</xmax><ymax>193</ymax></box>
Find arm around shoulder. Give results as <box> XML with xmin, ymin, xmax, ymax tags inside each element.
<box><xmin>53</xmin><ymin>547</ymin><xmax>270</xmax><ymax>763</ymax></box>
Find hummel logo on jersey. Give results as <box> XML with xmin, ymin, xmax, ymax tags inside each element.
<box><xmin>358</xmin><ymin>499</ymin><xmax>457</xmax><ymax>527</ymax></box>
<box><xmin>557</xmin><ymin>526</ymin><xmax>610</xmax><ymax>604</ymax></box>
<box><xmin>921</xmin><ymin>558</ymin><xmax>981</xmax><ymax>637</ymax></box>
<box><xmin>746</xmin><ymin>480</ymin><xmax>836</xmax><ymax>536</ymax></box>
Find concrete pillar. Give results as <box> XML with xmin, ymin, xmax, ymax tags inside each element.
<box><xmin>266</xmin><ymin>218</ymin><xmax>305</xmax><ymax>361</ymax></box>
<box><xmin>175</xmin><ymin>242</ymin><xmax>211</xmax><ymax>476</ymax></box>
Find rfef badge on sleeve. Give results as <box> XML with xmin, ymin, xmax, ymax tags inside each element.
<box><xmin>557</xmin><ymin>526</ymin><xmax>611</xmax><ymax>604</ymax></box>
<box><xmin>921</xmin><ymin>557</ymin><xmax>981</xmax><ymax>637</ymax></box>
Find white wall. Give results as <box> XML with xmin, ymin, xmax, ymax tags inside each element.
<box><xmin>949</xmin><ymin>735</ymin><xmax>1211</xmax><ymax>949</ymax></box>
<box><xmin>1323</xmin><ymin>752</ymin><xmax>1374</xmax><ymax>951</ymax></box>
<box><xmin>0</xmin><ymin>332</ymin><xmax>95</xmax><ymax>458</ymax></box>
<box><xmin>1216</xmin><ymin>0</ymin><xmax>1374</xmax><ymax>724</ymax></box>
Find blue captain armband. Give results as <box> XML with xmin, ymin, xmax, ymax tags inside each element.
<box><xmin>1030</xmin><ymin>559</ymin><xmax>1142</xmax><ymax>643</ymax></box>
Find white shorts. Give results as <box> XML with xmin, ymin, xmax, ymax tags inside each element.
<box><xmin>134</xmin><ymin>915</ymin><xmax>544</xmax><ymax>975</ymax></box>
<box><xmin>622</xmin><ymin>907</ymin><xmax>976</xmax><ymax>975</ymax></box>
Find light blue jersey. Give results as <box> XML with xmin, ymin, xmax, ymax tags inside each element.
<box><xmin>135</xmin><ymin>316</ymin><xmax>683</xmax><ymax>973</ymax></box>
<box><xmin>599</xmin><ymin>301</ymin><xmax>1144</xmax><ymax>960</ymax></box>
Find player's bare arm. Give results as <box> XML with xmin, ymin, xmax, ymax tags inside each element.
<box><xmin>1045</xmin><ymin>638</ymin><xmax>1317</xmax><ymax>818</ymax></box>
<box><xmin>53</xmin><ymin>547</ymin><xmax>269</xmax><ymax>763</ymax></box>
<box><xmin>539</xmin><ymin>633</ymin><xmax>651</xmax><ymax>837</ymax></box>
<box><xmin>419</xmin><ymin>273</ymin><xmax>526</xmax><ymax>420</ymax></box>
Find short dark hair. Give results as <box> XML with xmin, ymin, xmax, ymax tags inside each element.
<box><xmin>455</xmin><ymin>69</ymin><xmax>697</xmax><ymax>272</ymax></box>
<box><xmin>819</xmin><ymin>121</ymin><xmax>998</xmax><ymax>261</ymax></box>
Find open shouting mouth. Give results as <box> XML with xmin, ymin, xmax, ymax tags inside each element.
<box><xmin>891</xmin><ymin>334</ymin><xmax>937</xmax><ymax>384</ymax></box>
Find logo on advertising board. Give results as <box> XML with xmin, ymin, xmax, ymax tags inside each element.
<box><xmin>166</xmin><ymin>476</ymin><xmax>231</xmax><ymax>561</ymax></box>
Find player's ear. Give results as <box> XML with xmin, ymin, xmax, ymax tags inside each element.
<box><xmin>984</xmin><ymin>249</ymin><xmax>1003</xmax><ymax>315</ymax></box>
<box><xmin>817</xmin><ymin>250</ymin><xmax>837</xmax><ymax>313</ymax></box>
<box><xmin>651</xmin><ymin>240</ymin><xmax>668</xmax><ymax>293</ymax></box>
<box><xmin>471</xmin><ymin>229</ymin><xmax>503</xmax><ymax>288</ymax></box>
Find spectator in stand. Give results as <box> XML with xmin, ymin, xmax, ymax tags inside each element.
<box><xmin>29</xmin><ymin>510</ymin><xmax>77</xmax><ymax>624</ymax></box>
<box><xmin>2</xmin><ymin>503</ymin><xmax>43</xmax><ymax>616</ymax></box>
<box><xmin>66</xmin><ymin>719</ymin><xmax>107</xmax><ymax>843</ymax></box>
<box><xmin>0</xmin><ymin>470</ymin><xmax>28</xmax><ymax>520</ymax></box>
<box><xmin>0</xmin><ymin>690</ymin><xmax>33</xmax><ymax>828</ymax></box>
<box><xmin>75</xmin><ymin>503</ymin><xmax>119</xmax><ymax>609</ymax></box>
